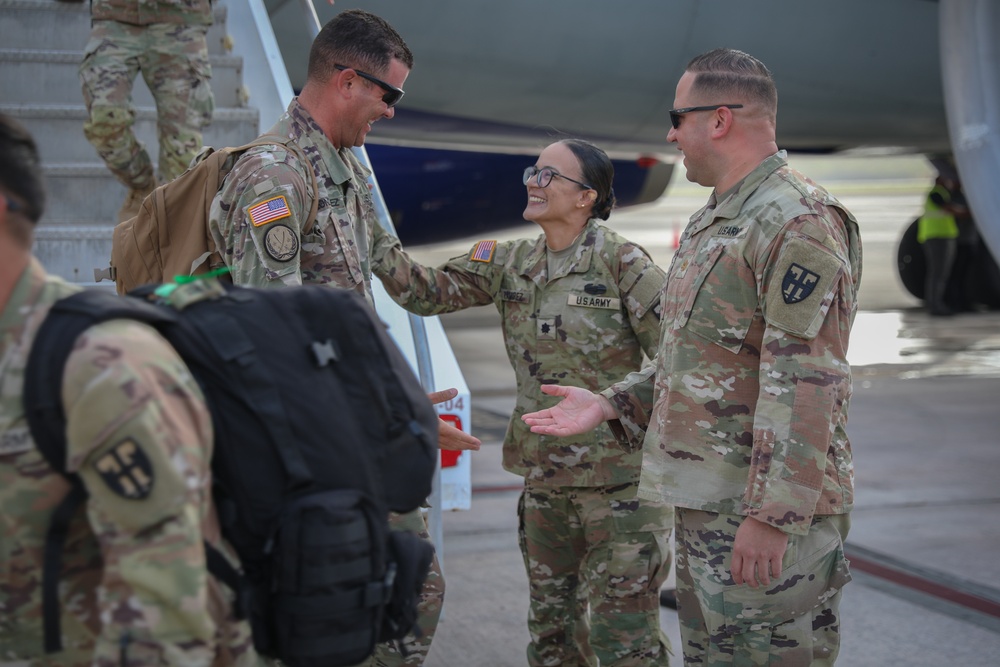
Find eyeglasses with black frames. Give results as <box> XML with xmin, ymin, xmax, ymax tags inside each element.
<box><xmin>2</xmin><ymin>194</ymin><xmax>21</xmax><ymax>213</ymax></box>
<box><xmin>334</xmin><ymin>64</ymin><xmax>405</xmax><ymax>107</ymax></box>
<box><xmin>669</xmin><ymin>104</ymin><xmax>744</xmax><ymax>130</ymax></box>
<box><xmin>522</xmin><ymin>165</ymin><xmax>593</xmax><ymax>190</ymax></box>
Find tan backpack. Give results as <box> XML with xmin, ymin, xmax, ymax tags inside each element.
<box><xmin>100</xmin><ymin>134</ymin><xmax>319</xmax><ymax>294</ymax></box>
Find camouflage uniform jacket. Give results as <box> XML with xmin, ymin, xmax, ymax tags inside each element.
<box><xmin>373</xmin><ymin>219</ymin><xmax>666</xmax><ymax>486</ymax></box>
<box><xmin>604</xmin><ymin>152</ymin><xmax>862</xmax><ymax>535</ymax></box>
<box><xmin>209</xmin><ymin>99</ymin><xmax>378</xmax><ymax>307</ymax></box>
<box><xmin>0</xmin><ymin>260</ymin><xmax>259</xmax><ymax>666</ymax></box>
<box><xmin>91</xmin><ymin>0</ymin><xmax>214</xmax><ymax>26</ymax></box>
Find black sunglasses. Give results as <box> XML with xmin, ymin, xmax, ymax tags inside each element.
<box><xmin>334</xmin><ymin>64</ymin><xmax>405</xmax><ymax>107</ymax></box>
<box><xmin>669</xmin><ymin>104</ymin><xmax>744</xmax><ymax>129</ymax></box>
<box><xmin>523</xmin><ymin>165</ymin><xmax>593</xmax><ymax>190</ymax></box>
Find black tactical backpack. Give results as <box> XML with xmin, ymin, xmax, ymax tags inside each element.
<box><xmin>23</xmin><ymin>281</ymin><xmax>439</xmax><ymax>667</ymax></box>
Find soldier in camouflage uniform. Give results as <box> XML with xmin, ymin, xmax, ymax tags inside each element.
<box><xmin>80</xmin><ymin>0</ymin><xmax>215</xmax><ymax>222</ymax></box>
<box><xmin>0</xmin><ymin>115</ymin><xmax>262</xmax><ymax>666</ymax></box>
<box><xmin>524</xmin><ymin>49</ymin><xmax>862</xmax><ymax>666</ymax></box>
<box><xmin>206</xmin><ymin>11</ymin><xmax>463</xmax><ymax>667</ymax></box>
<box><xmin>371</xmin><ymin>139</ymin><xmax>674</xmax><ymax>667</ymax></box>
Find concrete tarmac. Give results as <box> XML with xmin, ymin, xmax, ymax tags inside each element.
<box><xmin>407</xmin><ymin>162</ymin><xmax>1000</xmax><ymax>666</ymax></box>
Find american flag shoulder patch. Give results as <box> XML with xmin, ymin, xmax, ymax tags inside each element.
<box><xmin>248</xmin><ymin>195</ymin><xmax>292</xmax><ymax>227</ymax></box>
<box><xmin>470</xmin><ymin>240</ymin><xmax>497</xmax><ymax>263</ymax></box>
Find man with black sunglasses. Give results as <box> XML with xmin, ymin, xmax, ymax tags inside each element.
<box><xmin>207</xmin><ymin>10</ymin><xmax>452</xmax><ymax>667</ymax></box>
<box><xmin>209</xmin><ymin>8</ymin><xmax>412</xmax><ymax>298</ymax></box>
<box><xmin>524</xmin><ymin>48</ymin><xmax>863</xmax><ymax>665</ymax></box>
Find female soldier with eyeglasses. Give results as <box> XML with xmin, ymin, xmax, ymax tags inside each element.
<box><xmin>371</xmin><ymin>138</ymin><xmax>673</xmax><ymax>667</ymax></box>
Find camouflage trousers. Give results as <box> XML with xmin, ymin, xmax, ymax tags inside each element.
<box><xmin>350</xmin><ymin>508</ymin><xmax>444</xmax><ymax>667</ymax></box>
<box><xmin>80</xmin><ymin>19</ymin><xmax>214</xmax><ymax>189</ymax></box>
<box><xmin>674</xmin><ymin>509</ymin><xmax>852</xmax><ymax>666</ymax></box>
<box><xmin>517</xmin><ymin>482</ymin><xmax>674</xmax><ymax>667</ymax></box>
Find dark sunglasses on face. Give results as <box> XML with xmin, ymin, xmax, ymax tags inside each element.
<box><xmin>334</xmin><ymin>64</ymin><xmax>405</xmax><ymax>107</ymax></box>
<box><xmin>523</xmin><ymin>165</ymin><xmax>593</xmax><ymax>190</ymax></box>
<box><xmin>669</xmin><ymin>104</ymin><xmax>744</xmax><ymax>130</ymax></box>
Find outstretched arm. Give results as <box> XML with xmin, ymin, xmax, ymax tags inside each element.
<box><xmin>428</xmin><ymin>388</ymin><xmax>481</xmax><ymax>451</ymax></box>
<box><xmin>521</xmin><ymin>384</ymin><xmax>618</xmax><ymax>437</ymax></box>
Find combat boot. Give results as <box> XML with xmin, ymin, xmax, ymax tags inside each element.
<box><xmin>117</xmin><ymin>180</ymin><xmax>157</xmax><ymax>223</ymax></box>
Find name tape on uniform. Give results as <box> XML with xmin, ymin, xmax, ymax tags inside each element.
<box><xmin>568</xmin><ymin>294</ymin><xmax>620</xmax><ymax>309</ymax></box>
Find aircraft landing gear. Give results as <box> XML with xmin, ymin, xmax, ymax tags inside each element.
<box><xmin>897</xmin><ymin>218</ymin><xmax>1000</xmax><ymax>312</ymax></box>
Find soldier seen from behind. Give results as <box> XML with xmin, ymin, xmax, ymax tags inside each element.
<box><xmin>0</xmin><ymin>113</ymin><xmax>262</xmax><ymax>665</ymax></box>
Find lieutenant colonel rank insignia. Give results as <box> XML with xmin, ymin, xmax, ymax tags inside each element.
<box><xmin>92</xmin><ymin>438</ymin><xmax>154</xmax><ymax>499</ymax></box>
<box><xmin>781</xmin><ymin>263</ymin><xmax>820</xmax><ymax>304</ymax></box>
<box><xmin>248</xmin><ymin>195</ymin><xmax>292</xmax><ymax>226</ymax></box>
<box><xmin>470</xmin><ymin>240</ymin><xmax>497</xmax><ymax>263</ymax></box>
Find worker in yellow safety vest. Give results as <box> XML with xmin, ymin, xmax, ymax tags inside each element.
<box><xmin>918</xmin><ymin>175</ymin><xmax>968</xmax><ymax>316</ymax></box>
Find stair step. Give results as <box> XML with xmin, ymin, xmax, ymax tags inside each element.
<box><xmin>0</xmin><ymin>104</ymin><xmax>259</xmax><ymax>164</ymax></box>
<box><xmin>0</xmin><ymin>49</ymin><xmax>247</xmax><ymax>108</ymax></box>
<box><xmin>0</xmin><ymin>0</ymin><xmax>231</xmax><ymax>55</ymax></box>
<box><xmin>2</xmin><ymin>0</ymin><xmax>263</xmax><ymax>285</ymax></box>
<box><xmin>40</xmin><ymin>163</ymin><xmax>129</xmax><ymax>225</ymax></box>
<box><xmin>38</xmin><ymin>158</ymin><xmax>249</xmax><ymax>224</ymax></box>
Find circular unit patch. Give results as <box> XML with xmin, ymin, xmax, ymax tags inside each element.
<box><xmin>264</xmin><ymin>224</ymin><xmax>299</xmax><ymax>262</ymax></box>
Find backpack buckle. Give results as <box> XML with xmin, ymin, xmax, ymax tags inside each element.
<box><xmin>94</xmin><ymin>266</ymin><xmax>116</xmax><ymax>282</ymax></box>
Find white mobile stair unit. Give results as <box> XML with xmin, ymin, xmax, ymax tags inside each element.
<box><xmin>1</xmin><ymin>0</ymin><xmax>260</xmax><ymax>282</ymax></box>
<box><xmin>0</xmin><ymin>0</ymin><xmax>471</xmax><ymax>558</ymax></box>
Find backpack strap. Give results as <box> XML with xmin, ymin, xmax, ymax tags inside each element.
<box><xmin>204</xmin><ymin>542</ymin><xmax>246</xmax><ymax>619</ymax></box>
<box><xmin>41</xmin><ymin>482</ymin><xmax>87</xmax><ymax>653</ymax></box>
<box><xmin>23</xmin><ymin>290</ymin><xmax>175</xmax><ymax>653</ymax></box>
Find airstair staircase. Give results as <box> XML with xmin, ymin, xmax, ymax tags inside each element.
<box><xmin>0</xmin><ymin>0</ymin><xmax>260</xmax><ymax>285</ymax></box>
<box><xmin>0</xmin><ymin>0</ymin><xmax>472</xmax><ymax>525</ymax></box>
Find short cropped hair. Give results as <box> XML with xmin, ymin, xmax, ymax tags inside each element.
<box><xmin>308</xmin><ymin>9</ymin><xmax>414</xmax><ymax>83</ymax></box>
<box><xmin>561</xmin><ymin>139</ymin><xmax>616</xmax><ymax>221</ymax></box>
<box><xmin>0</xmin><ymin>113</ymin><xmax>45</xmax><ymax>225</ymax></box>
<box><xmin>686</xmin><ymin>48</ymin><xmax>777</xmax><ymax>116</ymax></box>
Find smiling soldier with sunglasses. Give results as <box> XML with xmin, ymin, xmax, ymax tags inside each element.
<box><xmin>523</xmin><ymin>48</ymin><xmax>863</xmax><ymax>666</ymax></box>
<box><xmin>206</xmin><ymin>10</ymin><xmax>467</xmax><ymax>667</ymax></box>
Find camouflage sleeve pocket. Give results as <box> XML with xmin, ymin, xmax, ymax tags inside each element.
<box><xmin>625</xmin><ymin>268</ymin><xmax>666</xmax><ymax>317</ymax></box>
<box><xmin>248</xmin><ymin>222</ymin><xmax>302</xmax><ymax>281</ymax></box>
<box><xmin>763</xmin><ymin>236</ymin><xmax>844</xmax><ymax>340</ymax></box>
